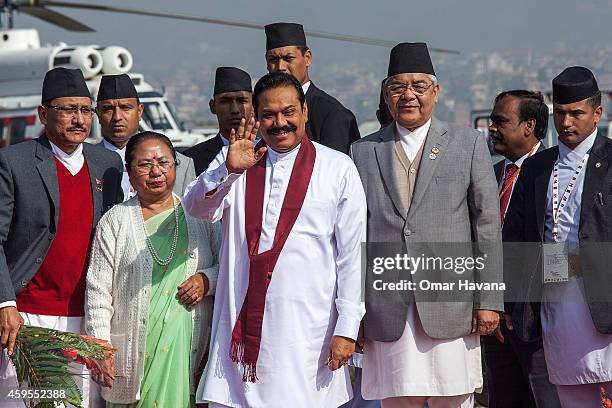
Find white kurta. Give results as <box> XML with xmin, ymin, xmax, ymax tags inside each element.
<box><xmin>362</xmin><ymin>121</ymin><xmax>482</xmax><ymax>400</ymax></box>
<box><xmin>183</xmin><ymin>141</ymin><xmax>366</xmax><ymax>408</ymax></box>
<box><xmin>541</xmin><ymin>130</ymin><xmax>612</xmax><ymax>385</ymax></box>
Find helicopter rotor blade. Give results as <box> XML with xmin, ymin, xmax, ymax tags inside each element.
<box><xmin>35</xmin><ymin>0</ymin><xmax>459</xmax><ymax>54</ymax></box>
<box><xmin>19</xmin><ymin>5</ymin><xmax>94</xmax><ymax>31</ymax></box>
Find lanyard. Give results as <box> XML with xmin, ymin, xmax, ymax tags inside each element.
<box><xmin>499</xmin><ymin>143</ymin><xmax>539</xmax><ymax>199</ymax></box>
<box><xmin>551</xmin><ymin>155</ymin><xmax>588</xmax><ymax>240</ymax></box>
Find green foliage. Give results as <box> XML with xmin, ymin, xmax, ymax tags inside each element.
<box><xmin>7</xmin><ymin>325</ymin><xmax>113</xmax><ymax>408</ymax></box>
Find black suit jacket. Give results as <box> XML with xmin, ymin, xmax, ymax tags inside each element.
<box><xmin>183</xmin><ymin>134</ymin><xmax>225</xmax><ymax>176</ymax></box>
<box><xmin>305</xmin><ymin>82</ymin><xmax>360</xmax><ymax>154</ymax></box>
<box><xmin>0</xmin><ymin>135</ymin><xmax>123</xmax><ymax>303</ymax></box>
<box><xmin>503</xmin><ymin>134</ymin><xmax>612</xmax><ymax>341</ymax></box>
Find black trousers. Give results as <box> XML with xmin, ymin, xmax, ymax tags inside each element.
<box><xmin>483</xmin><ymin>323</ymin><xmax>561</xmax><ymax>408</ymax></box>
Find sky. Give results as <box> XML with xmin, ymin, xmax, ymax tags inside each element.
<box><xmin>10</xmin><ymin>0</ymin><xmax>612</xmax><ymax>61</ymax></box>
<box><xmin>5</xmin><ymin>0</ymin><xmax>612</xmax><ymax>90</ymax></box>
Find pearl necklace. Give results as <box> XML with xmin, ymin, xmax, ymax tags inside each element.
<box><xmin>145</xmin><ymin>197</ymin><xmax>180</xmax><ymax>266</ymax></box>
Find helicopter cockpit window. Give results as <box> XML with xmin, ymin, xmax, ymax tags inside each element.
<box><xmin>142</xmin><ymin>102</ymin><xmax>172</xmax><ymax>130</ymax></box>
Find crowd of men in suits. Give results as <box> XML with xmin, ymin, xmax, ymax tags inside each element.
<box><xmin>0</xmin><ymin>20</ymin><xmax>610</xmax><ymax>408</ymax></box>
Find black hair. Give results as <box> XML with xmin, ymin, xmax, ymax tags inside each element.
<box><xmin>253</xmin><ymin>72</ymin><xmax>305</xmax><ymax>115</ymax></box>
<box><xmin>377</xmin><ymin>83</ymin><xmax>393</xmax><ymax>128</ymax></box>
<box><xmin>125</xmin><ymin>131</ymin><xmax>177</xmax><ymax>168</ymax></box>
<box><xmin>495</xmin><ymin>90</ymin><xmax>549</xmax><ymax>140</ymax></box>
<box><xmin>586</xmin><ymin>91</ymin><xmax>602</xmax><ymax>110</ymax></box>
<box><xmin>296</xmin><ymin>45</ymin><xmax>309</xmax><ymax>55</ymax></box>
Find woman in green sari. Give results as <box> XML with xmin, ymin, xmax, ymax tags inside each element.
<box><xmin>85</xmin><ymin>131</ymin><xmax>219</xmax><ymax>407</ymax></box>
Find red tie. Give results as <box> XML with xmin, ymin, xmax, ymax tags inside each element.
<box><xmin>499</xmin><ymin>163</ymin><xmax>518</xmax><ymax>223</ymax></box>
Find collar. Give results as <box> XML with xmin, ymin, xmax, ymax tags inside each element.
<box><xmin>302</xmin><ymin>81</ymin><xmax>311</xmax><ymax>94</ymax></box>
<box><xmin>102</xmin><ymin>139</ymin><xmax>126</xmax><ymax>160</ymax></box>
<box><xmin>49</xmin><ymin>140</ymin><xmax>83</xmax><ymax>162</ymax></box>
<box><xmin>504</xmin><ymin>141</ymin><xmax>541</xmax><ymax>168</ymax></box>
<box><xmin>395</xmin><ymin>118</ymin><xmax>431</xmax><ymax>155</ymax></box>
<box><xmin>267</xmin><ymin>142</ymin><xmax>301</xmax><ymax>164</ymax></box>
<box><xmin>558</xmin><ymin>128</ymin><xmax>597</xmax><ymax>163</ymax></box>
<box><xmin>49</xmin><ymin>140</ymin><xmax>85</xmax><ymax>175</ymax></box>
<box><xmin>219</xmin><ymin>133</ymin><xmax>230</xmax><ymax>146</ymax></box>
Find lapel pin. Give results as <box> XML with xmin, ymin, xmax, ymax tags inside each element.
<box><xmin>431</xmin><ymin>147</ymin><xmax>440</xmax><ymax>154</ymax></box>
<box><xmin>595</xmin><ymin>162</ymin><xmax>602</xmax><ymax>168</ymax></box>
<box><xmin>95</xmin><ymin>178</ymin><xmax>103</xmax><ymax>192</ymax></box>
<box><xmin>428</xmin><ymin>153</ymin><xmax>437</xmax><ymax>160</ymax></box>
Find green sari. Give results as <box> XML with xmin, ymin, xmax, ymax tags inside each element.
<box><xmin>108</xmin><ymin>205</ymin><xmax>194</xmax><ymax>408</ymax></box>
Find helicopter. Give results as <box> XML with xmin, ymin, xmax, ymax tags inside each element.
<box><xmin>0</xmin><ymin>0</ymin><xmax>459</xmax><ymax>149</ymax></box>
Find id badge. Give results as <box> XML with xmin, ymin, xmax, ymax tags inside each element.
<box><xmin>542</xmin><ymin>242</ymin><xmax>569</xmax><ymax>283</ymax></box>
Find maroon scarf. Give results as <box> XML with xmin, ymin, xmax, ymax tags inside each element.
<box><xmin>229</xmin><ymin>135</ymin><xmax>316</xmax><ymax>382</ymax></box>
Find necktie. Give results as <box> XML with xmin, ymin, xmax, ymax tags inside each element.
<box><xmin>499</xmin><ymin>163</ymin><xmax>519</xmax><ymax>223</ymax></box>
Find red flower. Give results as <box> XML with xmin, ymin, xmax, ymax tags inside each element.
<box><xmin>62</xmin><ymin>349</ymin><xmax>78</xmax><ymax>360</ymax></box>
<box><xmin>602</xmin><ymin>385</ymin><xmax>612</xmax><ymax>408</ymax></box>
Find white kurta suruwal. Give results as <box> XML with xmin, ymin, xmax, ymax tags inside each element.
<box><xmin>183</xmin><ymin>141</ymin><xmax>366</xmax><ymax>408</ymax></box>
<box><xmin>542</xmin><ymin>130</ymin><xmax>612</xmax><ymax>385</ymax></box>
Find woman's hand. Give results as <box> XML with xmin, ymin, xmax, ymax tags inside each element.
<box><xmin>91</xmin><ymin>355</ymin><xmax>115</xmax><ymax>388</ymax></box>
<box><xmin>177</xmin><ymin>273</ymin><xmax>209</xmax><ymax>308</ymax></box>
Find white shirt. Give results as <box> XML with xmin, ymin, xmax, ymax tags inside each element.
<box><xmin>395</xmin><ymin>119</ymin><xmax>431</xmax><ymax>163</ymax></box>
<box><xmin>183</xmin><ymin>142</ymin><xmax>366</xmax><ymax>407</ymax></box>
<box><xmin>102</xmin><ymin>140</ymin><xmax>135</xmax><ymax>201</ymax></box>
<box><xmin>50</xmin><ymin>141</ymin><xmax>84</xmax><ymax>176</ymax></box>
<box><xmin>302</xmin><ymin>81</ymin><xmax>311</xmax><ymax>95</ymax></box>
<box><xmin>499</xmin><ymin>142</ymin><xmax>541</xmax><ymax>194</ymax></box>
<box><xmin>541</xmin><ymin>129</ymin><xmax>612</xmax><ymax>385</ymax></box>
<box><xmin>220</xmin><ymin>133</ymin><xmax>230</xmax><ymax>147</ymax></box>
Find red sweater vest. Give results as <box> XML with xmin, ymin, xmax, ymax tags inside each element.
<box><xmin>17</xmin><ymin>158</ymin><xmax>94</xmax><ymax>317</ymax></box>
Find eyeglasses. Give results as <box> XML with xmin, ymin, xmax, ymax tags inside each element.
<box><xmin>45</xmin><ymin>105</ymin><xmax>95</xmax><ymax>116</ymax></box>
<box><xmin>385</xmin><ymin>82</ymin><xmax>435</xmax><ymax>97</ymax></box>
<box><xmin>132</xmin><ymin>160</ymin><xmax>175</xmax><ymax>175</ymax></box>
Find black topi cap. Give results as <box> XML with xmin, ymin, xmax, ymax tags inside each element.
<box><xmin>265</xmin><ymin>22</ymin><xmax>307</xmax><ymax>51</ymax></box>
<box><xmin>97</xmin><ymin>74</ymin><xmax>138</xmax><ymax>102</ymax></box>
<box><xmin>41</xmin><ymin>67</ymin><xmax>90</xmax><ymax>103</ymax></box>
<box><xmin>214</xmin><ymin>67</ymin><xmax>252</xmax><ymax>95</ymax></box>
<box><xmin>387</xmin><ymin>42</ymin><xmax>436</xmax><ymax>78</ymax></box>
<box><xmin>552</xmin><ymin>66</ymin><xmax>599</xmax><ymax>104</ymax></box>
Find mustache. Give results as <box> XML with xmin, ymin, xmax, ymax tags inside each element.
<box><xmin>67</xmin><ymin>126</ymin><xmax>87</xmax><ymax>132</ymax></box>
<box><xmin>268</xmin><ymin>125</ymin><xmax>297</xmax><ymax>135</ymax></box>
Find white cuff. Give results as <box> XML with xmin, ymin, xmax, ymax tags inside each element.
<box><xmin>0</xmin><ymin>301</ymin><xmax>17</xmax><ymax>309</ymax></box>
<box><xmin>333</xmin><ymin>314</ymin><xmax>361</xmax><ymax>341</ymax></box>
<box><xmin>199</xmin><ymin>267</ymin><xmax>218</xmax><ymax>297</ymax></box>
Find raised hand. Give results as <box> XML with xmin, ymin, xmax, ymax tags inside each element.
<box><xmin>226</xmin><ymin>117</ymin><xmax>266</xmax><ymax>174</ymax></box>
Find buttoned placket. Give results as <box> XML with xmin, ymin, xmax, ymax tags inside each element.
<box><xmin>258</xmin><ymin>147</ymin><xmax>300</xmax><ymax>253</ymax></box>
